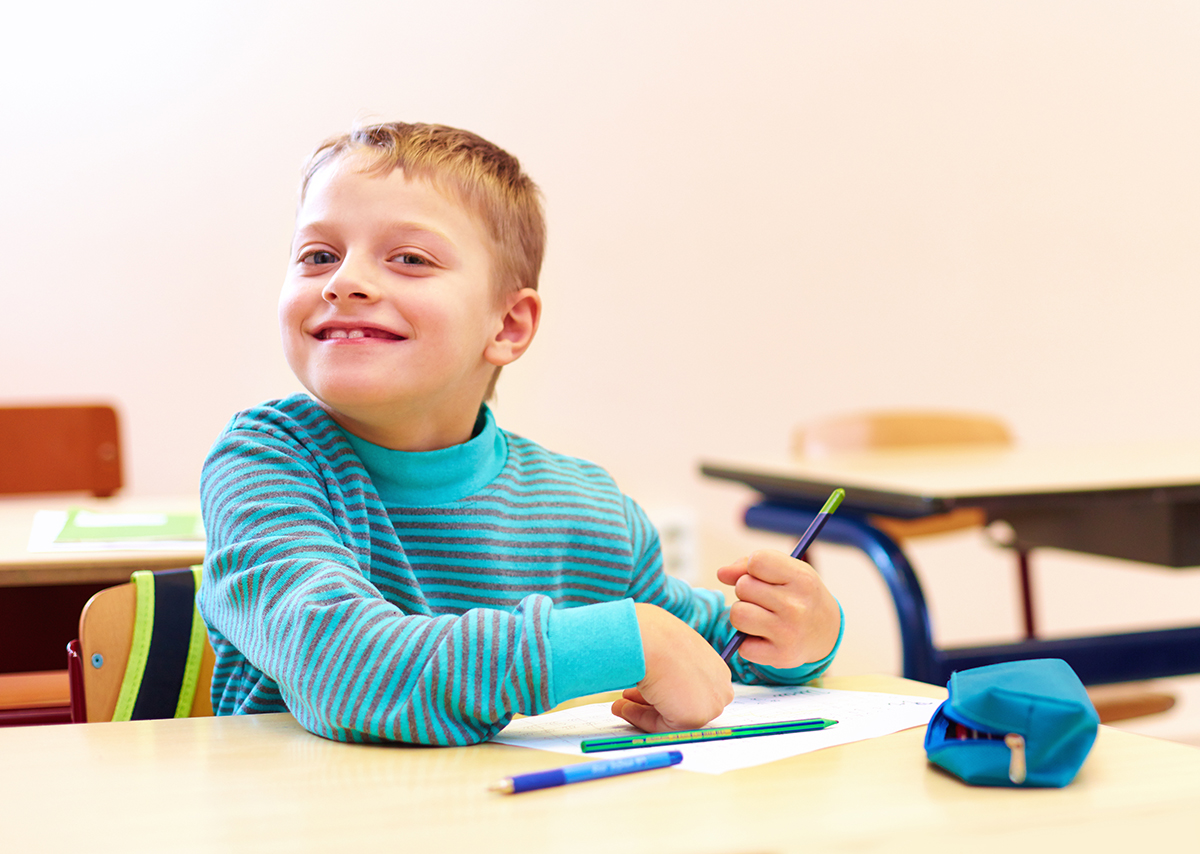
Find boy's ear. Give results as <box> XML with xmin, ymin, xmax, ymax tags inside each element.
<box><xmin>485</xmin><ymin>288</ymin><xmax>541</xmax><ymax>367</ymax></box>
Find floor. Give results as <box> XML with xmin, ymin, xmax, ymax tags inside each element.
<box><xmin>1101</xmin><ymin>674</ymin><xmax>1200</xmax><ymax>747</ymax></box>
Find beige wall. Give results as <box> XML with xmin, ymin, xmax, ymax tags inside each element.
<box><xmin>5</xmin><ymin>3</ymin><xmax>1200</xmax><ymax>688</ymax></box>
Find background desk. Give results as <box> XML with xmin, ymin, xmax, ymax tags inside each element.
<box><xmin>702</xmin><ymin>441</ymin><xmax>1200</xmax><ymax>685</ymax></box>
<box><xmin>4</xmin><ymin>675</ymin><xmax>1197</xmax><ymax>854</ymax></box>
<box><xmin>0</xmin><ymin>496</ymin><xmax>204</xmax><ymax>674</ymax></box>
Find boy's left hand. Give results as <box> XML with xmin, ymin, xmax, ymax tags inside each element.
<box><xmin>715</xmin><ymin>550</ymin><xmax>841</xmax><ymax>669</ymax></box>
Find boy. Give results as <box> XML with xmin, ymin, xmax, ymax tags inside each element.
<box><xmin>199</xmin><ymin>122</ymin><xmax>843</xmax><ymax>745</ymax></box>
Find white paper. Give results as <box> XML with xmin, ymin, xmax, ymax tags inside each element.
<box><xmin>492</xmin><ymin>684</ymin><xmax>940</xmax><ymax>775</ymax></box>
<box><xmin>26</xmin><ymin>510</ymin><xmax>205</xmax><ymax>553</ymax></box>
<box><xmin>71</xmin><ymin>510</ymin><xmax>169</xmax><ymax>528</ymax></box>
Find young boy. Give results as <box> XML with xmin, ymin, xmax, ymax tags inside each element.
<box><xmin>198</xmin><ymin>122</ymin><xmax>843</xmax><ymax>745</ymax></box>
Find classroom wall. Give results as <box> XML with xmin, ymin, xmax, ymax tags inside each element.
<box><xmin>5</xmin><ymin>2</ymin><xmax>1200</xmax><ymax>706</ymax></box>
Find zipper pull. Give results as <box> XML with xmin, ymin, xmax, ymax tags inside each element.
<box><xmin>1005</xmin><ymin>733</ymin><xmax>1027</xmax><ymax>784</ymax></box>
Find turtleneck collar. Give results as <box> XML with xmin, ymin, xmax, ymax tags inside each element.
<box><xmin>340</xmin><ymin>405</ymin><xmax>507</xmax><ymax>507</ymax></box>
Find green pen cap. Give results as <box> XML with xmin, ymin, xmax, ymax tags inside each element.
<box><xmin>821</xmin><ymin>488</ymin><xmax>845</xmax><ymax>514</ymax></box>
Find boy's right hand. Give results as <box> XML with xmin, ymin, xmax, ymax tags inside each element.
<box><xmin>611</xmin><ymin>603</ymin><xmax>734</xmax><ymax>733</ymax></box>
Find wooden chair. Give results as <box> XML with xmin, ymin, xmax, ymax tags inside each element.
<box><xmin>0</xmin><ymin>403</ymin><xmax>123</xmax><ymax>726</ymax></box>
<box><xmin>67</xmin><ymin>567</ymin><xmax>214</xmax><ymax>723</ymax></box>
<box><xmin>793</xmin><ymin>410</ymin><xmax>1175</xmax><ymax>724</ymax></box>
<box><xmin>0</xmin><ymin>404</ymin><xmax>122</xmax><ymax>497</ymax></box>
<box><xmin>0</xmin><ymin>670</ymin><xmax>73</xmax><ymax>726</ymax></box>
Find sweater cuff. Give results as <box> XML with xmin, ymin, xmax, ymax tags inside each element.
<box><xmin>547</xmin><ymin>599</ymin><xmax>645</xmax><ymax>706</ymax></box>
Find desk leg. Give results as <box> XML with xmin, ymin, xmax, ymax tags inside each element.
<box><xmin>744</xmin><ymin>502</ymin><xmax>942</xmax><ymax>684</ymax></box>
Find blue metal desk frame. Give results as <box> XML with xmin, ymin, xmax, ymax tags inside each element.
<box><xmin>743</xmin><ymin>498</ymin><xmax>1200</xmax><ymax>686</ymax></box>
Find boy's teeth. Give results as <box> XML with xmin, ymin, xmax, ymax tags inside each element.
<box><xmin>323</xmin><ymin>327</ymin><xmax>401</xmax><ymax>340</ymax></box>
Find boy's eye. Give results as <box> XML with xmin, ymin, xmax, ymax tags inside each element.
<box><xmin>301</xmin><ymin>250</ymin><xmax>339</xmax><ymax>266</ymax></box>
<box><xmin>392</xmin><ymin>253</ymin><xmax>428</xmax><ymax>266</ymax></box>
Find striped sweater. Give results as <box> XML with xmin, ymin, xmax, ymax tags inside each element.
<box><xmin>199</xmin><ymin>395</ymin><xmax>838</xmax><ymax>744</ymax></box>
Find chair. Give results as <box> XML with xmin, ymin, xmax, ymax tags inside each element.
<box><xmin>0</xmin><ymin>404</ymin><xmax>122</xmax><ymax>497</ymax></box>
<box><xmin>67</xmin><ymin>567</ymin><xmax>214</xmax><ymax>723</ymax></box>
<box><xmin>0</xmin><ymin>403</ymin><xmax>123</xmax><ymax>726</ymax></box>
<box><xmin>0</xmin><ymin>670</ymin><xmax>73</xmax><ymax>726</ymax></box>
<box><xmin>793</xmin><ymin>410</ymin><xmax>1175</xmax><ymax>724</ymax></box>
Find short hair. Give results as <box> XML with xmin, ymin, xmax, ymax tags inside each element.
<box><xmin>301</xmin><ymin>122</ymin><xmax>546</xmax><ymax>297</ymax></box>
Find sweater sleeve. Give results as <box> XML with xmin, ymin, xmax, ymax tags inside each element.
<box><xmin>199</xmin><ymin>419</ymin><xmax>639</xmax><ymax>745</ymax></box>
<box><xmin>621</xmin><ymin>496</ymin><xmax>842</xmax><ymax>686</ymax></box>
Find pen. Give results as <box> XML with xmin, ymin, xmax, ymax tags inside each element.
<box><xmin>581</xmin><ymin>718</ymin><xmax>837</xmax><ymax>753</ymax></box>
<box><xmin>488</xmin><ymin>750</ymin><xmax>683</xmax><ymax>794</ymax></box>
<box><xmin>720</xmin><ymin>487</ymin><xmax>845</xmax><ymax>663</ymax></box>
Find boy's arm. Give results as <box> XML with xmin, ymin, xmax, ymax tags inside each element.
<box><xmin>200</xmin><ymin>425</ymin><xmax>642</xmax><ymax>745</ymax></box>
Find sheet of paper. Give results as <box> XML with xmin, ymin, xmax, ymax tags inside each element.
<box><xmin>56</xmin><ymin>508</ymin><xmax>204</xmax><ymax>542</ymax></box>
<box><xmin>27</xmin><ymin>510</ymin><xmax>205</xmax><ymax>553</ymax></box>
<box><xmin>492</xmin><ymin>684</ymin><xmax>940</xmax><ymax>775</ymax></box>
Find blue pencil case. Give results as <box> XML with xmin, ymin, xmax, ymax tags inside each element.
<box><xmin>924</xmin><ymin>659</ymin><xmax>1100</xmax><ymax>787</ymax></box>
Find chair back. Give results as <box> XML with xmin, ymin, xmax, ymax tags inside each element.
<box><xmin>794</xmin><ymin>410</ymin><xmax>1012</xmax><ymax>459</ymax></box>
<box><xmin>0</xmin><ymin>405</ymin><xmax>122</xmax><ymax>496</ymax></box>
<box><xmin>70</xmin><ymin>567</ymin><xmax>214</xmax><ymax>723</ymax></box>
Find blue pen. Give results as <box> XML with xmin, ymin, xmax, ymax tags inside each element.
<box><xmin>488</xmin><ymin>750</ymin><xmax>683</xmax><ymax>794</ymax></box>
<box><xmin>720</xmin><ymin>487</ymin><xmax>845</xmax><ymax>663</ymax></box>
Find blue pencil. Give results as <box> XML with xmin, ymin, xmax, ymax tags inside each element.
<box><xmin>488</xmin><ymin>750</ymin><xmax>683</xmax><ymax>794</ymax></box>
<box><xmin>719</xmin><ymin>487</ymin><xmax>845</xmax><ymax>663</ymax></box>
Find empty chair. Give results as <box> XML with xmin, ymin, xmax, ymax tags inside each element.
<box><xmin>0</xmin><ymin>404</ymin><xmax>122</xmax><ymax>497</ymax></box>
<box><xmin>0</xmin><ymin>403</ymin><xmax>124</xmax><ymax>726</ymax></box>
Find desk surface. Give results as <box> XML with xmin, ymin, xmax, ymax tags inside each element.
<box><xmin>703</xmin><ymin>439</ymin><xmax>1200</xmax><ymax>513</ymax></box>
<box><xmin>703</xmin><ymin>440</ymin><xmax>1200</xmax><ymax>567</ymax></box>
<box><xmin>0</xmin><ymin>496</ymin><xmax>204</xmax><ymax>587</ymax></box>
<box><xmin>4</xmin><ymin>675</ymin><xmax>1197</xmax><ymax>854</ymax></box>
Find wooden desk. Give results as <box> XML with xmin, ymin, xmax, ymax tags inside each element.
<box><xmin>702</xmin><ymin>442</ymin><xmax>1200</xmax><ymax>685</ymax></box>
<box><xmin>0</xmin><ymin>496</ymin><xmax>204</xmax><ymax>587</ymax></box>
<box><xmin>0</xmin><ymin>496</ymin><xmax>204</xmax><ymax>675</ymax></box>
<box><xmin>3</xmin><ymin>675</ymin><xmax>1195</xmax><ymax>853</ymax></box>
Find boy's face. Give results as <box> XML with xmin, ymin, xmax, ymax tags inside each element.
<box><xmin>280</xmin><ymin>153</ymin><xmax>512</xmax><ymax>448</ymax></box>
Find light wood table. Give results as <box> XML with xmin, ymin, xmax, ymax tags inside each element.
<box><xmin>3</xmin><ymin>675</ymin><xmax>1197</xmax><ymax>853</ymax></box>
<box><xmin>0</xmin><ymin>495</ymin><xmax>204</xmax><ymax>587</ymax></box>
<box><xmin>702</xmin><ymin>441</ymin><xmax>1200</xmax><ymax>685</ymax></box>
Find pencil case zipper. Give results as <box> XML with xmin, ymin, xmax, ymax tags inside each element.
<box><xmin>926</xmin><ymin>702</ymin><xmax>1027</xmax><ymax>784</ymax></box>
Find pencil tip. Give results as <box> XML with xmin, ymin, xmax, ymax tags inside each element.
<box><xmin>487</xmin><ymin>779</ymin><xmax>514</xmax><ymax>794</ymax></box>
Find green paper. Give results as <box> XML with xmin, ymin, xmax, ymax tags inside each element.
<box><xmin>54</xmin><ymin>508</ymin><xmax>205</xmax><ymax>543</ymax></box>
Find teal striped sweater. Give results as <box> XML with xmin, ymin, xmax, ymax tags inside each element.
<box><xmin>199</xmin><ymin>395</ymin><xmax>838</xmax><ymax>744</ymax></box>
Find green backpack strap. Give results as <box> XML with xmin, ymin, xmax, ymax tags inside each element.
<box><xmin>111</xmin><ymin>566</ymin><xmax>206</xmax><ymax>721</ymax></box>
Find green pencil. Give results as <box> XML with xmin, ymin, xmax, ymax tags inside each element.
<box><xmin>580</xmin><ymin>718</ymin><xmax>838</xmax><ymax>753</ymax></box>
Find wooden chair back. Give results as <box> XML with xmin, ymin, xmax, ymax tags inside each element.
<box><xmin>77</xmin><ymin>577</ymin><xmax>214</xmax><ymax>723</ymax></box>
<box><xmin>0</xmin><ymin>405</ymin><xmax>122</xmax><ymax>497</ymax></box>
<box><xmin>793</xmin><ymin>410</ymin><xmax>1013</xmax><ymax>459</ymax></box>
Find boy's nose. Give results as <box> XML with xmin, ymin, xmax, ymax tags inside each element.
<box><xmin>322</xmin><ymin>259</ymin><xmax>380</xmax><ymax>303</ymax></box>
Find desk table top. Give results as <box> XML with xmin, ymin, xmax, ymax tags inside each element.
<box><xmin>0</xmin><ymin>495</ymin><xmax>204</xmax><ymax>587</ymax></box>
<box><xmin>3</xmin><ymin>674</ymin><xmax>1197</xmax><ymax>854</ymax></box>
<box><xmin>703</xmin><ymin>439</ymin><xmax>1200</xmax><ymax>513</ymax></box>
<box><xmin>703</xmin><ymin>441</ymin><xmax>1200</xmax><ymax>566</ymax></box>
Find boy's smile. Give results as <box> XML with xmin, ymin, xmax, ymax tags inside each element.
<box><xmin>279</xmin><ymin>152</ymin><xmax>535</xmax><ymax>451</ymax></box>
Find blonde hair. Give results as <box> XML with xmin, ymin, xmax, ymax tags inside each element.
<box><xmin>301</xmin><ymin>122</ymin><xmax>546</xmax><ymax>296</ymax></box>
